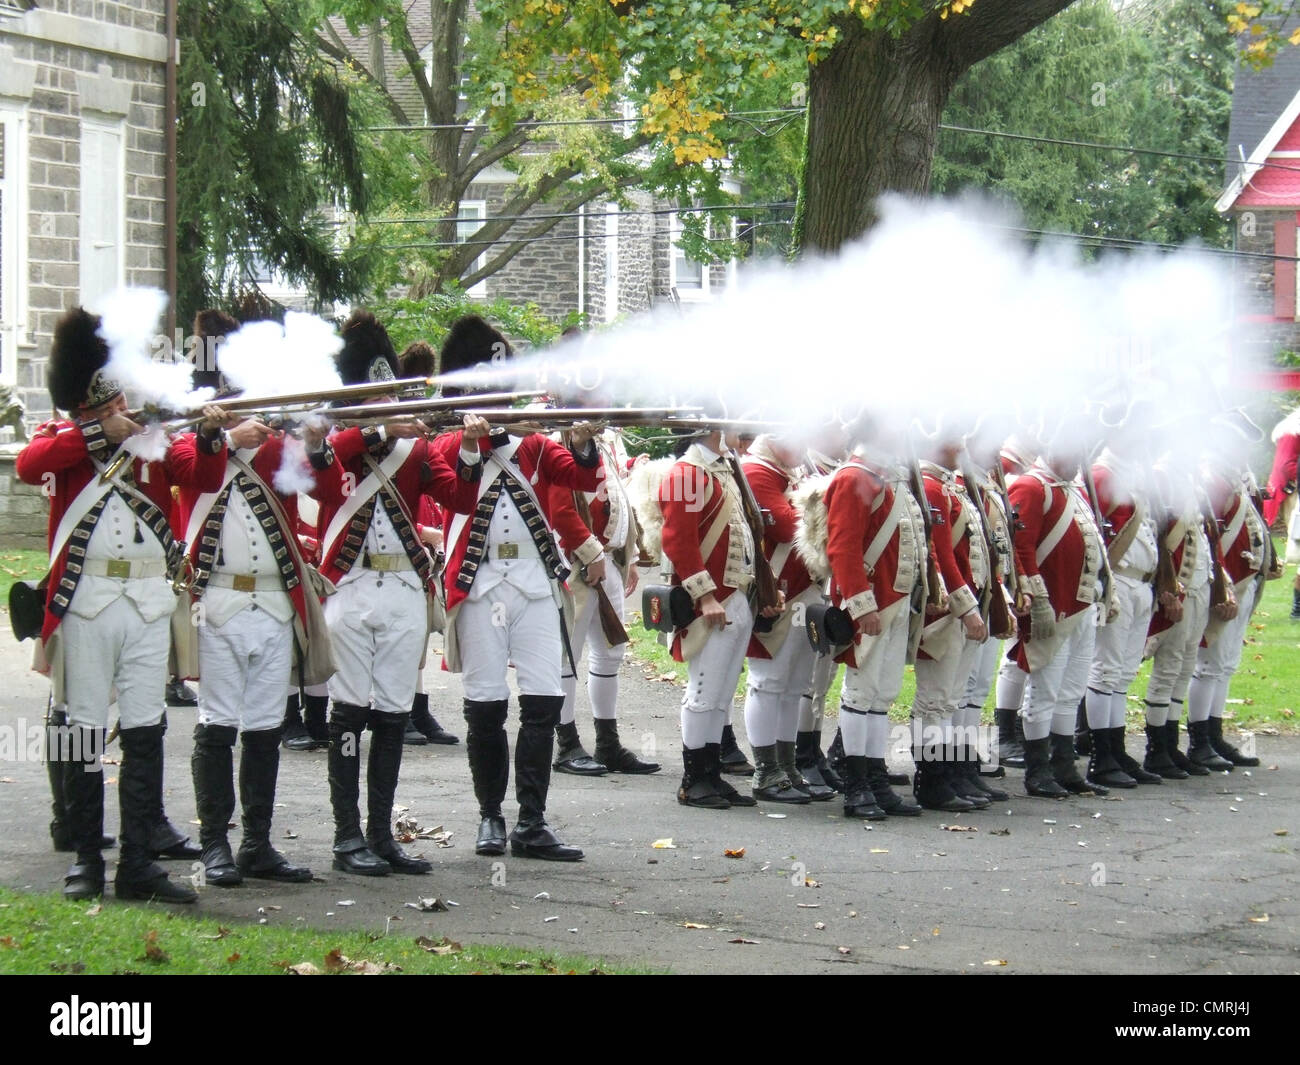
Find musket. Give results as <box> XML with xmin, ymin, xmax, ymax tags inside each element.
<box><xmin>320</xmin><ymin>391</ymin><xmax>548</xmax><ymax>423</ymax></box>
<box><xmin>1079</xmin><ymin>460</ymin><xmax>1114</xmax><ymax>609</ymax></box>
<box><xmin>905</xmin><ymin>433</ymin><xmax>945</xmax><ymax>612</ymax></box>
<box><xmin>130</xmin><ymin>376</ymin><xmax>435</xmax><ymax>430</ymax></box>
<box><xmin>727</xmin><ymin>453</ymin><xmax>782</xmax><ymax>633</ymax></box>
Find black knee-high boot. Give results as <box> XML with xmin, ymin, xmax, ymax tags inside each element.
<box><xmin>328</xmin><ymin>703</ymin><xmax>390</xmax><ymax>876</ymax></box>
<box><xmin>238</xmin><ymin>727</ymin><xmax>311</xmax><ymax>881</ymax></box>
<box><xmin>116</xmin><ymin>723</ymin><xmax>197</xmax><ymax>903</ymax></box>
<box><xmin>509</xmin><ymin>695</ymin><xmax>583</xmax><ymax>861</ymax></box>
<box><xmin>366</xmin><ymin>711</ymin><xmax>431</xmax><ymax>874</ymax></box>
<box><xmin>192</xmin><ymin>723</ymin><xmax>241</xmax><ymax>886</ymax></box>
<box><xmin>464</xmin><ymin>699</ymin><xmax>510</xmax><ymax>855</ymax></box>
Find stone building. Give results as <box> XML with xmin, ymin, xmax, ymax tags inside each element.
<box><xmin>0</xmin><ymin>1</ymin><xmax>171</xmax><ymax>548</ymax></box>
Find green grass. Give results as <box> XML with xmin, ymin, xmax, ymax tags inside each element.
<box><xmin>628</xmin><ymin>577</ymin><xmax>1300</xmax><ymax>733</ymax></box>
<box><xmin>0</xmin><ymin>887</ymin><xmax>644</xmax><ymax>975</ymax></box>
<box><xmin>0</xmin><ymin>548</ymin><xmax>44</xmax><ymax>603</ymax></box>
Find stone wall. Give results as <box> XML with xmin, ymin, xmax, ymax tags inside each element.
<box><xmin>1</xmin><ymin>2</ymin><xmax>167</xmax><ymax>430</ymax></box>
<box><xmin>0</xmin><ymin>449</ymin><xmax>49</xmax><ymax>551</ymax></box>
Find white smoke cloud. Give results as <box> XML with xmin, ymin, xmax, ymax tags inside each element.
<box><xmin>272</xmin><ymin>433</ymin><xmax>317</xmax><ymax>496</ymax></box>
<box><xmin>217</xmin><ymin>312</ymin><xmax>343</xmax><ymax>399</ymax></box>
<box><xmin>97</xmin><ymin>287</ymin><xmax>204</xmax><ymax>412</ymax></box>
<box><xmin>439</xmin><ymin>196</ymin><xmax>1258</xmax><ymax>478</ymax></box>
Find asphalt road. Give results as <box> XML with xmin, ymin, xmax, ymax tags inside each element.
<box><xmin>0</xmin><ymin>628</ymin><xmax>1296</xmax><ymax>974</ymax></box>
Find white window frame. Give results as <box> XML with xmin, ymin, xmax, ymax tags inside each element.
<box><xmin>458</xmin><ymin>199</ymin><xmax>488</xmax><ymax>298</ymax></box>
<box><xmin>0</xmin><ymin>99</ymin><xmax>29</xmax><ymax>388</ymax></box>
<box><xmin>603</xmin><ymin>204</ymin><xmax>619</xmax><ymax>323</ymax></box>
<box><xmin>79</xmin><ymin>113</ymin><xmax>126</xmax><ymax>312</ymax></box>
<box><xmin>669</xmin><ymin>211</ymin><xmax>710</xmax><ymax>302</ymax></box>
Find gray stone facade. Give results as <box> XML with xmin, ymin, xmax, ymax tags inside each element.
<box><xmin>0</xmin><ymin>2</ymin><xmax>168</xmax><ymax>546</ymax></box>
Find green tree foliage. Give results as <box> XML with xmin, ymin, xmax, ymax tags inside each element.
<box><xmin>933</xmin><ymin>0</ymin><xmax>1233</xmax><ymax>248</ymax></box>
<box><xmin>177</xmin><ymin>0</ymin><xmax>395</xmax><ymax>325</ymax></box>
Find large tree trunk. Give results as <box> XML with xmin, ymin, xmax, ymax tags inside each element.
<box><xmin>797</xmin><ymin>0</ymin><xmax>1075</xmax><ymax>254</ymax></box>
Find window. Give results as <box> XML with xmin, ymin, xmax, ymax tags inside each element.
<box><xmin>0</xmin><ymin>101</ymin><xmax>26</xmax><ymax>387</ymax></box>
<box><xmin>603</xmin><ymin>204</ymin><xmax>619</xmax><ymax>322</ymax></box>
<box><xmin>458</xmin><ymin>200</ymin><xmax>487</xmax><ymax>298</ymax></box>
<box><xmin>670</xmin><ymin>211</ymin><xmax>709</xmax><ymax>301</ymax></box>
<box><xmin>79</xmin><ymin>115</ymin><xmax>125</xmax><ymax>312</ymax></box>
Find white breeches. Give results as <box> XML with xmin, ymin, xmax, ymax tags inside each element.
<box><xmin>61</xmin><ymin>596</ymin><xmax>170</xmax><ymax>730</ymax></box>
<box><xmin>456</xmin><ymin>582</ymin><xmax>563</xmax><ymax>702</ymax></box>
<box><xmin>1089</xmin><ymin>576</ymin><xmax>1153</xmax><ymax>693</ymax></box>
<box><xmin>1193</xmin><ymin>580</ymin><xmax>1258</xmax><ymax>684</ymax></box>
<box><xmin>681</xmin><ymin>592</ymin><xmax>752</xmax><ymax>748</ymax></box>
<box><xmin>197</xmin><ymin>606</ymin><xmax>293</xmax><ymax>731</ymax></box>
<box><xmin>325</xmin><ymin>572</ymin><xmax>428</xmax><ymax>714</ymax></box>
<box><xmin>913</xmin><ymin>631</ymin><xmax>984</xmax><ymax>720</ymax></box>
<box><xmin>1022</xmin><ymin>607</ymin><xmax>1097</xmax><ymax>739</ymax></box>
<box><xmin>839</xmin><ymin>604</ymin><xmax>910</xmax><ymax>714</ymax></box>
<box><xmin>1145</xmin><ymin>583</ymin><xmax>1209</xmax><ymax>706</ymax></box>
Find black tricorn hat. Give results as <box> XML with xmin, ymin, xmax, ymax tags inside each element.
<box><xmin>191</xmin><ymin>308</ymin><xmax>240</xmax><ymax>393</ymax></box>
<box><xmin>48</xmin><ymin>307</ymin><xmax>118</xmax><ymax>413</ymax></box>
<box><xmin>336</xmin><ymin>309</ymin><xmax>398</xmax><ymax>386</ymax></box>
<box><xmin>439</xmin><ymin>314</ymin><xmax>512</xmax><ymax>378</ymax></box>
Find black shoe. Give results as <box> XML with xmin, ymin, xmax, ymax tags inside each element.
<box><xmin>200</xmin><ymin>840</ymin><xmax>243</xmax><ymax>887</ymax></box>
<box><xmin>514</xmin><ymin>695</ymin><xmax>585</xmax><ymax>854</ymax></box>
<box><xmin>369</xmin><ymin>835</ymin><xmax>432</xmax><ymax>875</ymax></box>
<box><xmin>1087</xmin><ymin>726</ymin><xmax>1138</xmax><ymax>789</ymax></box>
<box><xmin>149</xmin><ymin>817</ymin><xmax>201</xmax><ymax>860</ymax></box>
<box><xmin>825</xmin><ymin>728</ymin><xmax>847</xmax><ymax>786</ymax></box>
<box><xmin>193</xmin><ymin>723</ymin><xmax>240</xmax><ymax>886</ymax></box>
<box><xmin>1208</xmin><ymin>716</ymin><xmax>1259</xmax><ymax>767</ymax></box>
<box><xmin>402</xmin><ymin>721</ymin><xmax>429</xmax><ymax>746</ymax></box>
<box><xmin>842</xmin><ymin>756</ymin><xmax>887</xmax><ymax>820</ymax></box>
<box><xmin>796</xmin><ymin>730</ymin><xmax>842</xmax><ymax>794</ymax></box>
<box><xmin>410</xmin><ymin>692</ymin><xmax>459</xmax><ymax>744</ymax></box>
<box><xmin>708</xmin><ymin>743</ymin><xmax>758</xmax><ymax>807</ymax></box>
<box><xmin>1187</xmin><ymin>719</ymin><xmax>1233</xmax><ymax>771</ymax></box>
<box><xmin>63</xmin><ymin>861</ymin><xmax>105</xmax><ymax>901</ymax></box>
<box><xmin>996</xmin><ymin>707</ymin><xmax>1026</xmax><ymax>769</ymax></box>
<box><xmin>594</xmin><ymin>718</ymin><xmax>661</xmax><ymax>774</ymax></box>
<box><xmin>866</xmin><ymin>757</ymin><xmax>922</xmax><ymax>815</ymax></box>
<box><xmin>1023</xmin><ymin>736</ymin><xmax>1067</xmax><ymax>799</ymax></box>
<box><xmin>1050</xmin><ymin>733</ymin><xmax>1105</xmax><ymax>795</ymax></box>
<box><xmin>946</xmin><ymin>746</ymin><xmax>992</xmax><ymax>808</ymax></box>
<box><xmin>404</xmin><ymin>692</ymin><xmax>430</xmax><ymax>745</ymax></box>
<box><xmin>678</xmin><ymin>746</ymin><xmax>730</xmax><ymax>809</ymax></box>
<box><xmin>332</xmin><ymin>836</ymin><xmax>392</xmax><ymax>877</ymax></box>
<box><xmin>1163</xmin><ymin>721</ymin><xmax>1208</xmax><ymax>776</ymax></box>
<box><xmin>329</xmin><ymin>702</ymin><xmax>389</xmax><ymax>875</ymax></box>
<box><xmin>1141</xmin><ymin>723</ymin><xmax>1184</xmax><ymax>781</ymax></box>
<box><xmin>961</xmin><ymin>751</ymin><xmax>1009</xmax><ymax>802</ymax></box>
<box><xmin>553</xmin><ymin>721</ymin><xmax>607</xmax><ymax>775</ymax></box>
<box><xmin>718</xmin><ymin>725</ymin><xmax>754</xmax><ymax>775</ymax></box>
<box><xmin>915</xmin><ymin>758</ymin><xmax>976</xmax><ymax>813</ymax></box>
<box><xmin>751</xmin><ymin>745</ymin><xmax>811</xmax><ymax>804</ymax></box>
<box><xmin>235</xmin><ymin>727</ymin><xmax>311</xmax><ymax>882</ymax></box>
<box><xmin>115</xmin><ymin>867</ymin><xmax>198</xmax><ymax>904</ymax></box>
<box><xmin>289</xmin><ymin>693</ymin><xmax>330</xmax><ymax>751</ymax></box>
<box><xmin>778</xmin><ymin>740</ymin><xmax>829</xmax><ymax>800</ymax></box>
<box><xmin>476</xmin><ymin>816</ymin><xmax>508</xmax><ymax>856</ymax></box>
<box><xmin>281</xmin><ymin>692</ymin><xmax>313</xmax><ymax>751</ymax></box>
<box><xmin>509</xmin><ymin>820</ymin><xmax>584</xmax><ymax>861</ymax></box>
<box><xmin>165</xmin><ymin>680</ymin><xmax>198</xmax><ymax>707</ymax></box>
<box><xmin>465</xmin><ymin>699</ymin><xmax>511</xmax><ymax>848</ymax></box>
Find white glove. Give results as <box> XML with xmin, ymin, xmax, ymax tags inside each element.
<box><xmin>1029</xmin><ymin>596</ymin><xmax>1057</xmax><ymax>641</ymax></box>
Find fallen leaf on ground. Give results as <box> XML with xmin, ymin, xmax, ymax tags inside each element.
<box><xmin>0</xmin><ymin>936</ymin><xmax>17</xmax><ymax>948</ymax></box>
<box><xmin>682</xmin><ymin>922</ymin><xmax>710</xmax><ymax>929</ymax></box>
<box><xmin>729</xmin><ymin>937</ymin><xmax>760</xmax><ymax>945</ymax></box>
<box><xmin>837</xmin><ymin>946</ymin><xmax>851</xmax><ymax>956</ymax></box>
<box><xmin>140</xmin><ymin>930</ymin><xmax>168</xmax><ymax>964</ymax></box>
<box><xmin>991</xmin><ymin>828</ymin><xmax>1011</xmax><ymax>836</ymax></box>
<box><xmin>1275</xmin><ymin>829</ymin><xmax>1289</xmax><ymax>836</ymax></box>
<box><xmin>984</xmin><ymin>959</ymin><xmax>1008</xmax><ymax>967</ymax></box>
<box><xmin>941</xmin><ymin>824</ymin><xmax>977</xmax><ymax>832</ymax></box>
<box><xmin>415</xmin><ymin>936</ymin><xmax>462</xmax><ymax>955</ymax></box>
<box><xmin>226</xmin><ymin>952</ymin><xmax>240</xmax><ymax>964</ymax></box>
<box><xmin>1247</xmin><ymin>914</ymin><xmax>1270</xmax><ymax>924</ymax></box>
<box><xmin>814</xmin><ymin>922</ymin><xmax>826</xmax><ymax>930</ymax></box>
<box><xmin>287</xmin><ymin>962</ymin><xmax>320</xmax><ymax>975</ymax></box>
<box><xmin>651</xmin><ymin>838</ymin><xmax>676</xmax><ymax>849</ymax></box>
<box><xmin>724</xmin><ymin>848</ymin><xmax>745</xmax><ymax>859</ymax></box>
<box><xmin>804</xmin><ymin>877</ymin><xmax>820</xmax><ymax>888</ymax></box>
<box><xmin>869</xmin><ymin>848</ymin><xmax>889</xmax><ymax>854</ymax></box>
<box><xmin>199</xmin><ymin>926</ymin><xmax>233</xmax><ymax>940</ymax></box>
<box><xmin>85</xmin><ymin>904</ymin><xmax>102</xmax><ymax>916</ymax></box>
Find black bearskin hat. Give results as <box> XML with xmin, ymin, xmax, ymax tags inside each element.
<box><xmin>48</xmin><ymin>307</ymin><xmax>117</xmax><ymax>413</ymax></box>
<box><xmin>191</xmin><ymin>308</ymin><xmax>240</xmax><ymax>393</ymax></box>
<box><xmin>439</xmin><ymin>314</ymin><xmax>512</xmax><ymax>378</ymax></box>
<box><xmin>336</xmin><ymin>309</ymin><xmax>398</xmax><ymax>386</ymax></box>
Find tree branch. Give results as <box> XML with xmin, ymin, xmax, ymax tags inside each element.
<box><xmin>313</xmin><ymin>28</ymin><xmax>410</xmax><ymax>126</ymax></box>
<box><xmin>938</xmin><ymin>0</ymin><xmax>1076</xmax><ymax>74</ymax></box>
